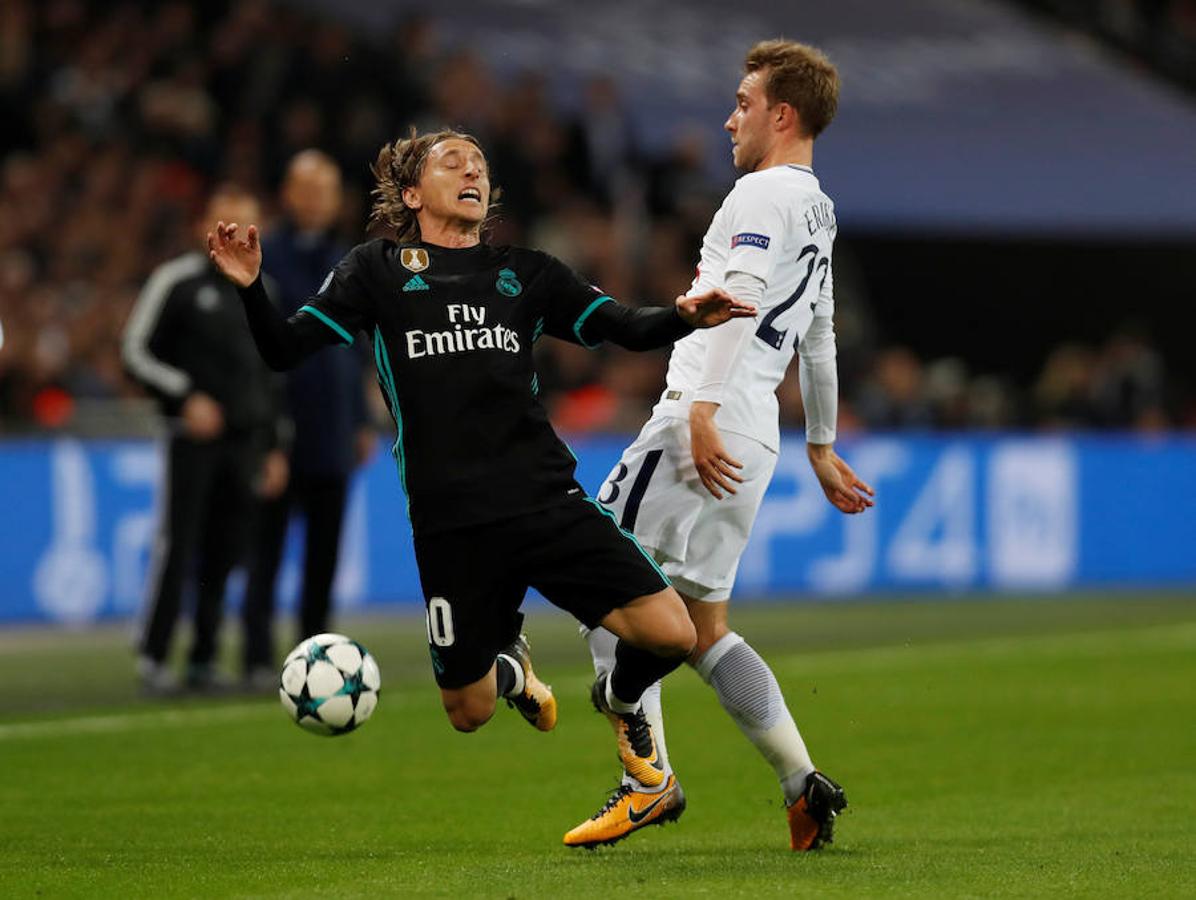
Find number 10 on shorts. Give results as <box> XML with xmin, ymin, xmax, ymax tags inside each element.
<box><xmin>426</xmin><ymin>596</ymin><xmax>455</xmax><ymax>647</ymax></box>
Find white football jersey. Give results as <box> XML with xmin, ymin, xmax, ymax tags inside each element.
<box><xmin>652</xmin><ymin>164</ymin><xmax>837</xmax><ymax>451</ymax></box>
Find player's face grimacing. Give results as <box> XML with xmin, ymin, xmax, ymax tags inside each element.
<box><xmin>724</xmin><ymin>70</ymin><xmax>772</xmax><ymax>173</ymax></box>
<box><xmin>409</xmin><ymin>138</ymin><xmax>491</xmax><ymax>231</ymax></box>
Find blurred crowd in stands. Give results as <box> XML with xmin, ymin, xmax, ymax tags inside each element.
<box><xmin>0</xmin><ymin>0</ymin><xmax>1183</xmax><ymax>436</ymax></box>
<box><xmin>1018</xmin><ymin>0</ymin><xmax>1196</xmax><ymax>91</ymax></box>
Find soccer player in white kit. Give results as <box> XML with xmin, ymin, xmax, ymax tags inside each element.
<box><xmin>564</xmin><ymin>40</ymin><xmax>874</xmax><ymax>850</ymax></box>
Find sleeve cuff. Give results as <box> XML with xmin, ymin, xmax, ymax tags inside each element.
<box><xmin>572</xmin><ymin>295</ymin><xmax>615</xmax><ymax>349</ymax></box>
<box><xmin>693</xmin><ymin>387</ymin><xmax>725</xmax><ymax>404</ymax></box>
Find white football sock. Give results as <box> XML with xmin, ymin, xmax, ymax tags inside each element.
<box><xmin>694</xmin><ymin>632</ymin><xmax>815</xmax><ymax>805</ymax></box>
<box><xmin>636</xmin><ymin>679</ymin><xmax>669</xmax><ymax>779</ymax></box>
<box><xmin>583</xmin><ymin>624</ymin><xmax>617</xmax><ymax>678</ymax></box>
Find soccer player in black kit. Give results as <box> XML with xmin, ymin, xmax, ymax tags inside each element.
<box><xmin>208</xmin><ymin>130</ymin><xmax>755</xmax><ymax>812</ymax></box>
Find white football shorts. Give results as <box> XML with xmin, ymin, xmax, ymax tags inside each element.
<box><xmin>595</xmin><ymin>415</ymin><xmax>777</xmax><ymax>601</ymax></box>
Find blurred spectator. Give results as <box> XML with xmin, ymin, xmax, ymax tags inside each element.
<box><xmin>1019</xmin><ymin>0</ymin><xmax>1196</xmax><ymax>93</ymax></box>
<box><xmin>0</xmin><ymin>0</ymin><xmax>1189</xmax><ymax>439</ymax></box>
<box><xmin>924</xmin><ymin>358</ymin><xmax>972</xmax><ymax>429</ymax></box>
<box><xmin>241</xmin><ymin>150</ymin><xmax>375</xmax><ymax>688</ymax></box>
<box><xmin>122</xmin><ymin>186</ymin><xmax>288</xmax><ymax>694</ymax></box>
<box><xmin>1090</xmin><ymin>328</ymin><xmax>1169</xmax><ymax>429</ymax></box>
<box><xmin>855</xmin><ymin>348</ymin><xmax>935</xmax><ymax>430</ymax></box>
<box><xmin>569</xmin><ymin>76</ymin><xmax>642</xmax><ymax>209</ymax></box>
<box><xmin>1034</xmin><ymin>343</ymin><xmax>1098</xmax><ymax>428</ymax></box>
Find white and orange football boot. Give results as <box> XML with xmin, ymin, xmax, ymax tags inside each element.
<box><xmin>563</xmin><ymin>775</ymin><xmax>686</xmax><ymax>848</ymax></box>
<box><xmin>589</xmin><ymin>673</ymin><xmax>666</xmax><ymax>787</ymax></box>
<box><xmin>502</xmin><ymin>634</ymin><xmax>557</xmax><ymax>732</ymax></box>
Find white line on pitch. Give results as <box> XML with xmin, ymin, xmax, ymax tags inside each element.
<box><xmin>0</xmin><ymin>702</ymin><xmax>272</xmax><ymax>742</ymax></box>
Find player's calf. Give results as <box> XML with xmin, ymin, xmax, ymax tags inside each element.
<box><xmin>600</xmin><ymin>588</ymin><xmax>696</xmax><ymax>659</ymax></box>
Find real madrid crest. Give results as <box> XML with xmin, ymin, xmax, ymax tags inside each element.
<box><xmin>401</xmin><ymin>247</ymin><xmax>430</xmax><ymax>273</ymax></box>
<box><xmin>496</xmin><ymin>267</ymin><xmax>522</xmax><ymax>297</ymax></box>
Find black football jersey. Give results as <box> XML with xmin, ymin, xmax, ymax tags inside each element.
<box><xmin>298</xmin><ymin>239</ymin><xmax>614</xmax><ymax>535</ymax></box>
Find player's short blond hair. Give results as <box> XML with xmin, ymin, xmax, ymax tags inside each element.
<box><xmin>745</xmin><ymin>39</ymin><xmax>839</xmax><ymax>138</ymax></box>
<box><xmin>370</xmin><ymin>128</ymin><xmax>497</xmax><ymax>243</ymax></box>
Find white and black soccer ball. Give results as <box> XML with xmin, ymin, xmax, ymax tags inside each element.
<box><xmin>279</xmin><ymin>633</ymin><xmax>381</xmax><ymax>736</ymax></box>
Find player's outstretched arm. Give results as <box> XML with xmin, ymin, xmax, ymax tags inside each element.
<box><xmin>675</xmin><ymin>287</ymin><xmax>757</xmax><ymax>328</ymax></box>
<box><xmin>582</xmin><ymin>289</ymin><xmax>756</xmax><ymax>352</ymax></box>
<box><xmin>207</xmin><ymin>221</ymin><xmax>332</xmax><ymax>371</ymax></box>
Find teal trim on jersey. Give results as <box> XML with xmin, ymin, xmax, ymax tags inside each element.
<box><xmin>583</xmin><ymin>497</ymin><xmax>671</xmax><ymax>586</ymax></box>
<box><xmin>372</xmin><ymin>328</ymin><xmax>410</xmax><ymax>513</ymax></box>
<box><xmin>572</xmin><ymin>296</ymin><xmax>614</xmax><ymax>349</ymax></box>
<box><xmin>299</xmin><ymin>305</ymin><xmax>354</xmax><ymax>345</ymax></box>
<box><xmin>531</xmin><ymin>373</ymin><xmax>540</xmax><ymax>395</ymax></box>
<box><xmin>531</xmin><ymin>317</ymin><xmax>545</xmax><ymax>344</ymax></box>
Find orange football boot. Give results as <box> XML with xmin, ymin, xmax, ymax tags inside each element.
<box><xmin>787</xmin><ymin>771</ymin><xmax>847</xmax><ymax>850</ymax></box>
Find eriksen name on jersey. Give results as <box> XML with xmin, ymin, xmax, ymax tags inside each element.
<box><xmin>804</xmin><ymin>200</ymin><xmax>836</xmax><ymax>237</ymax></box>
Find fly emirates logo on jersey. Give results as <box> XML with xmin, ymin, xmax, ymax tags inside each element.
<box><xmin>405</xmin><ymin>303</ymin><xmax>520</xmax><ymax>360</ymax></box>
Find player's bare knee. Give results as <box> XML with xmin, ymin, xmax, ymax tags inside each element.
<box><xmin>656</xmin><ymin>616</ymin><xmax>697</xmax><ymax>658</ymax></box>
<box><xmin>443</xmin><ymin>695</ymin><xmax>495</xmax><ymax>732</ymax></box>
<box><xmin>446</xmin><ymin>705</ymin><xmax>493</xmax><ymax>732</ymax></box>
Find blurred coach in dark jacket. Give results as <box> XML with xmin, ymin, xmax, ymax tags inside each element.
<box><xmin>123</xmin><ymin>185</ymin><xmax>289</xmax><ymax>693</ymax></box>
<box><xmin>242</xmin><ymin>150</ymin><xmax>375</xmax><ymax>685</ymax></box>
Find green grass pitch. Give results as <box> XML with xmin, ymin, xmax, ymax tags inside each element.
<box><xmin>2</xmin><ymin>593</ymin><xmax>1195</xmax><ymax>898</ymax></box>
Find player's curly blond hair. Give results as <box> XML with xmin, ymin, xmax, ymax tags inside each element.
<box><xmin>745</xmin><ymin>40</ymin><xmax>839</xmax><ymax>138</ymax></box>
<box><xmin>369</xmin><ymin>128</ymin><xmax>499</xmax><ymax>243</ymax></box>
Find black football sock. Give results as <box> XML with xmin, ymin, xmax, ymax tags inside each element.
<box><xmin>608</xmin><ymin>639</ymin><xmax>685</xmax><ymax>710</ymax></box>
<box><xmin>494</xmin><ymin>654</ymin><xmax>524</xmax><ymax>698</ymax></box>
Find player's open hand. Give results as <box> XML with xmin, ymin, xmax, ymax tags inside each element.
<box><xmin>207</xmin><ymin>220</ymin><xmax>262</xmax><ymax>288</ymax></box>
<box><xmin>808</xmin><ymin>445</ymin><xmax>874</xmax><ymax>514</ymax></box>
<box><xmin>675</xmin><ymin>288</ymin><xmax>757</xmax><ymax>329</ymax></box>
<box><xmin>690</xmin><ymin>401</ymin><xmax>744</xmax><ymax>499</ymax></box>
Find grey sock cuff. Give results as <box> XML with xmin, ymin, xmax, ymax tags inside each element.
<box><xmin>693</xmin><ymin>631</ymin><xmax>745</xmax><ymax>683</ymax></box>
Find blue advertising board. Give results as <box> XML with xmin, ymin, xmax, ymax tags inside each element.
<box><xmin>1</xmin><ymin>434</ymin><xmax>1194</xmax><ymax>625</ymax></box>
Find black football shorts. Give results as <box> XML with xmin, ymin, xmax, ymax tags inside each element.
<box><xmin>413</xmin><ymin>493</ymin><xmax>671</xmax><ymax>689</ymax></box>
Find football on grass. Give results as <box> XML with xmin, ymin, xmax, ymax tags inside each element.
<box><xmin>279</xmin><ymin>633</ymin><xmax>381</xmax><ymax>736</ymax></box>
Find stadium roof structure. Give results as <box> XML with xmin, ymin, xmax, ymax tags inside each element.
<box><xmin>294</xmin><ymin>0</ymin><xmax>1196</xmax><ymax>237</ymax></box>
